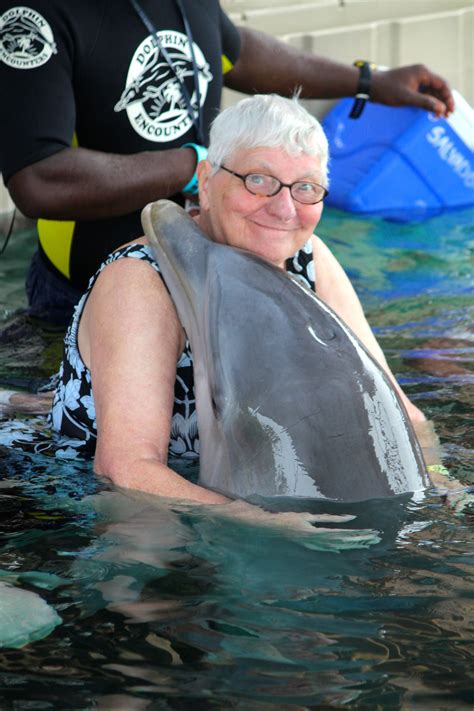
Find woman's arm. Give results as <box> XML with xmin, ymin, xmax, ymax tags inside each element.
<box><xmin>78</xmin><ymin>250</ymin><xmax>228</xmax><ymax>503</ymax></box>
<box><xmin>312</xmin><ymin>235</ymin><xmax>426</xmax><ymax>424</ymax></box>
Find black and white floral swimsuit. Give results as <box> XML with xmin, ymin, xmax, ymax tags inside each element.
<box><xmin>50</xmin><ymin>241</ymin><xmax>316</xmax><ymax>458</ymax></box>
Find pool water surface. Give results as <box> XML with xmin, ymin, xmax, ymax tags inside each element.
<box><xmin>0</xmin><ymin>207</ymin><xmax>473</xmax><ymax>709</ymax></box>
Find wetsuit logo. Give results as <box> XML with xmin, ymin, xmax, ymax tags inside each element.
<box><xmin>114</xmin><ymin>30</ymin><xmax>212</xmax><ymax>143</ymax></box>
<box><xmin>0</xmin><ymin>6</ymin><xmax>57</xmax><ymax>69</ymax></box>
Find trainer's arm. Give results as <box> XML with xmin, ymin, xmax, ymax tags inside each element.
<box><xmin>6</xmin><ymin>146</ymin><xmax>198</xmax><ymax>221</ymax></box>
<box><xmin>312</xmin><ymin>235</ymin><xmax>426</xmax><ymax>424</ymax></box>
<box><xmin>226</xmin><ymin>27</ymin><xmax>454</xmax><ymax>116</ymax></box>
<box><xmin>79</xmin><ymin>247</ymin><xmax>228</xmax><ymax>503</ymax></box>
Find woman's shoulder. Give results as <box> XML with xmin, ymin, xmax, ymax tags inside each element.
<box><xmin>82</xmin><ymin>238</ymin><xmax>162</xmax><ymax>304</ymax></box>
<box><xmin>98</xmin><ymin>239</ymin><xmax>160</xmax><ymax>273</ymax></box>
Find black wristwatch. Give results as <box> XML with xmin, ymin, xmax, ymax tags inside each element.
<box><xmin>349</xmin><ymin>60</ymin><xmax>377</xmax><ymax>119</ymax></box>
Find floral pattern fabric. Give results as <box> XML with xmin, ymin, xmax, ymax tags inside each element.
<box><xmin>50</xmin><ymin>241</ymin><xmax>315</xmax><ymax>458</ymax></box>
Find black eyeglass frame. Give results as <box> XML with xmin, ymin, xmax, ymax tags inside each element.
<box><xmin>219</xmin><ymin>165</ymin><xmax>329</xmax><ymax>204</ymax></box>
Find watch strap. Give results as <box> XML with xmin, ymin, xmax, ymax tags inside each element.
<box><xmin>349</xmin><ymin>60</ymin><xmax>376</xmax><ymax>119</ymax></box>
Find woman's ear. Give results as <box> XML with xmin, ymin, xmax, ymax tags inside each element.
<box><xmin>197</xmin><ymin>160</ymin><xmax>212</xmax><ymax>211</ymax></box>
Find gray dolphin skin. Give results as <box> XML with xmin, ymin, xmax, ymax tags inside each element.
<box><xmin>141</xmin><ymin>200</ymin><xmax>429</xmax><ymax>502</ymax></box>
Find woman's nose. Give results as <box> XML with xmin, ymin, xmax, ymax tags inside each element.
<box><xmin>266</xmin><ymin>186</ymin><xmax>297</xmax><ymax>220</ymax></box>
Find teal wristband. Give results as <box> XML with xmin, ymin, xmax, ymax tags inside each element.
<box><xmin>182</xmin><ymin>143</ymin><xmax>208</xmax><ymax>194</ymax></box>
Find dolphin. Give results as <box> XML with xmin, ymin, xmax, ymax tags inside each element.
<box><xmin>141</xmin><ymin>200</ymin><xmax>429</xmax><ymax>502</ymax></box>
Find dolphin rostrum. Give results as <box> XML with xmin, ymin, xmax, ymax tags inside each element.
<box><xmin>141</xmin><ymin>200</ymin><xmax>429</xmax><ymax>501</ymax></box>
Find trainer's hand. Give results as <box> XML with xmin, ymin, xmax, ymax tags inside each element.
<box><xmin>371</xmin><ymin>64</ymin><xmax>454</xmax><ymax>117</ymax></box>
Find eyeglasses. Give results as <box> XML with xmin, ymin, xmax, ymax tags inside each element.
<box><xmin>219</xmin><ymin>165</ymin><xmax>328</xmax><ymax>205</ymax></box>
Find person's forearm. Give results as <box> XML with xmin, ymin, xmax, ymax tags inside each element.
<box><xmin>94</xmin><ymin>453</ymin><xmax>230</xmax><ymax>505</ymax></box>
<box><xmin>227</xmin><ymin>27</ymin><xmax>453</xmax><ymax>116</ymax></box>
<box><xmin>7</xmin><ymin>145</ymin><xmax>197</xmax><ymax>221</ymax></box>
<box><xmin>226</xmin><ymin>27</ymin><xmax>359</xmax><ymax>99</ymax></box>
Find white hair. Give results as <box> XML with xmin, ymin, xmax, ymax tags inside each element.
<box><xmin>207</xmin><ymin>94</ymin><xmax>329</xmax><ymax>186</ymax></box>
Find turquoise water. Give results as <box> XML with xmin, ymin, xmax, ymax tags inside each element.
<box><xmin>0</xmin><ymin>208</ymin><xmax>473</xmax><ymax>708</ymax></box>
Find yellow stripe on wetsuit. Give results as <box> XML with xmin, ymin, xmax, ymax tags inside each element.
<box><xmin>37</xmin><ymin>132</ymin><xmax>78</xmax><ymax>280</ymax></box>
<box><xmin>38</xmin><ymin>219</ymin><xmax>75</xmax><ymax>279</ymax></box>
<box><xmin>222</xmin><ymin>54</ymin><xmax>234</xmax><ymax>74</ymax></box>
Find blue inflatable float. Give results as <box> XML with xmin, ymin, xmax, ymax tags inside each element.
<box><xmin>322</xmin><ymin>90</ymin><xmax>474</xmax><ymax>221</ymax></box>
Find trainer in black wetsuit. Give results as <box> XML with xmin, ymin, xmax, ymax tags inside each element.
<box><xmin>0</xmin><ymin>0</ymin><xmax>240</xmax><ymax>318</ymax></box>
<box><xmin>0</xmin><ymin>0</ymin><xmax>454</xmax><ymax>323</ymax></box>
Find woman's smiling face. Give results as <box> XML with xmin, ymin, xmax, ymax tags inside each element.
<box><xmin>198</xmin><ymin>147</ymin><xmax>325</xmax><ymax>268</ymax></box>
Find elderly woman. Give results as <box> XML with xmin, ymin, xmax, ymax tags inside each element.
<box><xmin>50</xmin><ymin>94</ymin><xmax>425</xmax><ymax>503</ymax></box>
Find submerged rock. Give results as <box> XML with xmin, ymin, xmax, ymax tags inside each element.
<box><xmin>0</xmin><ymin>581</ymin><xmax>61</xmax><ymax>648</ymax></box>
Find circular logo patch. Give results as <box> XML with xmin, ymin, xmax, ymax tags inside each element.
<box><xmin>114</xmin><ymin>30</ymin><xmax>212</xmax><ymax>143</ymax></box>
<box><xmin>0</xmin><ymin>6</ymin><xmax>57</xmax><ymax>69</ymax></box>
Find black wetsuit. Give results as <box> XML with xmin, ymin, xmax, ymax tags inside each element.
<box><xmin>0</xmin><ymin>0</ymin><xmax>240</xmax><ymax>315</ymax></box>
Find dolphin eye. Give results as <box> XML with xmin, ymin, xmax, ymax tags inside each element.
<box><xmin>210</xmin><ymin>386</ymin><xmax>221</xmax><ymax>417</ymax></box>
<box><xmin>210</xmin><ymin>384</ymin><xmax>227</xmax><ymax>418</ymax></box>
